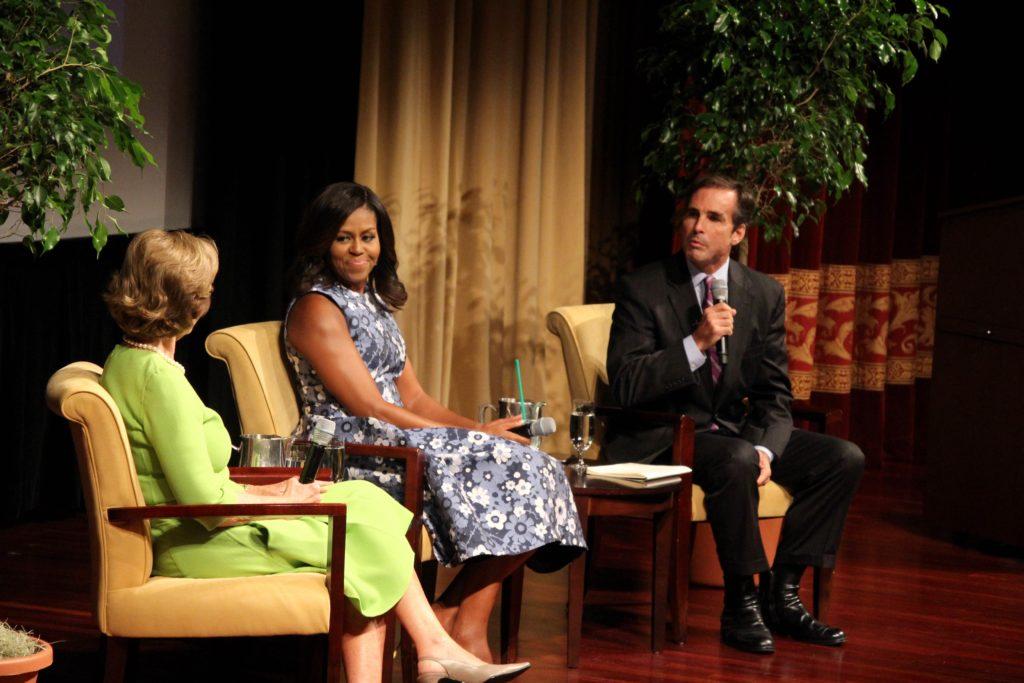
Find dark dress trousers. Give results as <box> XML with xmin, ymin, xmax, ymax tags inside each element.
<box><xmin>605</xmin><ymin>254</ymin><xmax>864</xmax><ymax>576</ymax></box>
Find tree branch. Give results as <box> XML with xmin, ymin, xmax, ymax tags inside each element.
<box><xmin>795</xmin><ymin>87</ymin><xmax>820</xmax><ymax>108</ymax></box>
<box><xmin>801</xmin><ymin>5</ymin><xmax>868</xmax><ymax>98</ymax></box>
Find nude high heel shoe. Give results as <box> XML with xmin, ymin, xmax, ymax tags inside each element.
<box><xmin>416</xmin><ymin>657</ymin><xmax>531</xmax><ymax>683</ymax></box>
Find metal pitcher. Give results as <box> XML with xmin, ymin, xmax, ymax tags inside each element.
<box><xmin>235</xmin><ymin>434</ymin><xmax>292</xmax><ymax>468</ymax></box>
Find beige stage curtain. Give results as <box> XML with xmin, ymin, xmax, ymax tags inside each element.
<box><xmin>356</xmin><ymin>0</ymin><xmax>592</xmax><ymax>452</ymax></box>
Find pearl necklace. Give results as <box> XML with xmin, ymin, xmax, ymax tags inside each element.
<box><xmin>122</xmin><ymin>338</ymin><xmax>186</xmax><ymax>373</ymax></box>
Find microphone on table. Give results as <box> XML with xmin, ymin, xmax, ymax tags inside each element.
<box><xmin>508</xmin><ymin>416</ymin><xmax>557</xmax><ymax>438</ymax></box>
<box><xmin>710</xmin><ymin>278</ymin><xmax>729</xmax><ymax>365</ymax></box>
<box><xmin>299</xmin><ymin>416</ymin><xmax>336</xmax><ymax>484</ymax></box>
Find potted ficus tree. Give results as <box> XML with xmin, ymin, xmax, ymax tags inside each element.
<box><xmin>0</xmin><ymin>0</ymin><xmax>154</xmax><ymax>255</ymax></box>
<box><xmin>639</xmin><ymin>0</ymin><xmax>949</xmax><ymax>239</ymax></box>
<box><xmin>0</xmin><ymin>622</ymin><xmax>52</xmax><ymax>682</ymax></box>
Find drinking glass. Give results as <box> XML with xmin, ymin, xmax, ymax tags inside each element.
<box><xmin>566</xmin><ymin>399</ymin><xmax>595</xmax><ymax>481</ymax></box>
<box><xmin>287</xmin><ymin>439</ymin><xmax>347</xmax><ymax>482</ymax></box>
<box><xmin>478</xmin><ymin>397</ymin><xmax>548</xmax><ymax>448</ymax></box>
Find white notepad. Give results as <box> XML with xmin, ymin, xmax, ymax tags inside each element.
<box><xmin>585</xmin><ymin>462</ymin><xmax>692</xmax><ymax>482</ymax></box>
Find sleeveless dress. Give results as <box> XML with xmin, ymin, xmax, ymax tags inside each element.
<box><xmin>285</xmin><ymin>282</ymin><xmax>586</xmax><ymax>571</ymax></box>
<box><xmin>101</xmin><ymin>344</ymin><xmax>415</xmax><ymax>617</ymax></box>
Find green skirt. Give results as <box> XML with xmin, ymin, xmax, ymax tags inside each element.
<box><xmin>151</xmin><ymin>479</ymin><xmax>414</xmax><ymax>617</ymax></box>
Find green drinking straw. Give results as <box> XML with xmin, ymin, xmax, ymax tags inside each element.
<box><xmin>513</xmin><ymin>358</ymin><xmax>527</xmax><ymax>420</ymax></box>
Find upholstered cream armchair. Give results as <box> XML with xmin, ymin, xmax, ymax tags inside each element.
<box><xmin>45</xmin><ymin>362</ymin><xmax>350</xmax><ymax>682</ymax></box>
<box><xmin>546</xmin><ymin>305</ymin><xmax>834</xmax><ymax>625</ymax></box>
<box><xmin>205</xmin><ymin>322</ymin><xmax>527</xmax><ymax>665</ymax></box>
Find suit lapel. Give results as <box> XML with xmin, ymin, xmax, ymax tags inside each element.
<box><xmin>666</xmin><ymin>255</ymin><xmax>713</xmax><ymax>405</ymax></box>
<box><xmin>666</xmin><ymin>254</ymin><xmax>703</xmax><ymax>333</ymax></box>
<box><xmin>714</xmin><ymin>260</ymin><xmax>754</xmax><ymax>407</ymax></box>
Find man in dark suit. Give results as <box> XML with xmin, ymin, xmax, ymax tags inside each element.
<box><xmin>606</xmin><ymin>175</ymin><xmax>864</xmax><ymax>654</ymax></box>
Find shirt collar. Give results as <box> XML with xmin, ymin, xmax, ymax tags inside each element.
<box><xmin>685</xmin><ymin>258</ymin><xmax>730</xmax><ymax>289</ymax></box>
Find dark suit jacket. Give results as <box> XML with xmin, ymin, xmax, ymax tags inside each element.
<box><xmin>605</xmin><ymin>254</ymin><xmax>793</xmax><ymax>464</ymax></box>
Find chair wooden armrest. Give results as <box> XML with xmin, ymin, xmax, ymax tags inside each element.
<box><xmin>592</xmin><ymin>404</ymin><xmax>695</xmax><ymax>468</ymax></box>
<box><xmin>107</xmin><ymin>503</ymin><xmax>348</xmax><ymax>521</ymax></box>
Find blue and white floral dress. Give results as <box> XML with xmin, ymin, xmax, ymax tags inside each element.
<box><xmin>285</xmin><ymin>282</ymin><xmax>586</xmax><ymax>571</ymax></box>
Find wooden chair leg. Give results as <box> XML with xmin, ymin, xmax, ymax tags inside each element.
<box><xmin>419</xmin><ymin>559</ymin><xmax>439</xmax><ymax>604</ymax></box>
<box><xmin>566</xmin><ymin>551</ymin><xmax>586</xmax><ymax>667</ymax></box>
<box><xmin>651</xmin><ymin>510</ymin><xmax>672</xmax><ymax>653</ymax></box>
<box><xmin>567</xmin><ymin>499</ymin><xmax>590</xmax><ymax>668</ymax></box>
<box><xmin>813</xmin><ymin>565</ymin><xmax>833</xmax><ymax>622</ymax></box>
<box><xmin>382</xmin><ymin>613</ymin><xmax>397</xmax><ymax>683</ymax></box>
<box><xmin>500</xmin><ymin>565</ymin><xmax>525</xmax><ymax>664</ymax></box>
<box><xmin>103</xmin><ymin>635</ymin><xmax>132</xmax><ymax>683</ymax></box>
<box><xmin>400</xmin><ymin>625</ymin><xmax>417</xmax><ymax>683</ymax></box>
<box><xmin>327</xmin><ymin>626</ymin><xmax>344</xmax><ymax>683</ymax></box>
<box><xmin>583</xmin><ymin>517</ymin><xmax>601</xmax><ymax>597</ymax></box>
<box><xmin>668</xmin><ymin>498</ymin><xmax>693</xmax><ymax>643</ymax></box>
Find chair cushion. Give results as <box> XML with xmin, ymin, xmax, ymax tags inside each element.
<box><xmin>691</xmin><ymin>481</ymin><xmax>792</xmax><ymax>522</ymax></box>
<box><xmin>105</xmin><ymin>573</ymin><xmax>329</xmax><ymax>637</ymax></box>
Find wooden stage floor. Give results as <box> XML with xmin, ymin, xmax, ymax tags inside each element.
<box><xmin>2</xmin><ymin>465</ymin><xmax>1023</xmax><ymax>682</ymax></box>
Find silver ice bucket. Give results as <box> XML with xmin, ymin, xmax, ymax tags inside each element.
<box><xmin>235</xmin><ymin>434</ymin><xmax>292</xmax><ymax>468</ymax></box>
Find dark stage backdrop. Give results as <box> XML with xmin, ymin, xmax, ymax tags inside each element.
<box><xmin>1</xmin><ymin>3</ymin><xmax>365</xmax><ymax>524</ymax></box>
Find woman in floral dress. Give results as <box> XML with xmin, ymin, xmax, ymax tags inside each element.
<box><xmin>284</xmin><ymin>182</ymin><xmax>586</xmax><ymax>661</ymax></box>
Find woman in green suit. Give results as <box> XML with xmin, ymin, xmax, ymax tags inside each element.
<box><xmin>99</xmin><ymin>229</ymin><xmax>529</xmax><ymax>683</ymax></box>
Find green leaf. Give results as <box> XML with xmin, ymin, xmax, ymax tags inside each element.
<box><xmin>42</xmin><ymin>227</ymin><xmax>61</xmax><ymax>253</ymax></box>
<box><xmin>129</xmin><ymin>139</ymin><xmax>156</xmax><ymax>167</ymax></box>
<box><xmin>97</xmin><ymin>157</ymin><xmax>112</xmax><ymax>181</ymax></box>
<box><xmin>853</xmin><ymin>162</ymin><xmax>867</xmax><ymax>185</ymax></box>
<box><xmin>901</xmin><ymin>52</ymin><xmax>919</xmax><ymax>83</ymax></box>
<box><xmin>91</xmin><ymin>219</ymin><xmax>108</xmax><ymax>255</ymax></box>
<box><xmin>928</xmin><ymin>39</ymin><xmax>942</xmax><ymax>61</ymax></box>
<box><xmin>22</xmin><ymin>236</ymin><xmax>39</xmax><ymax>256</ymax></box>
<box><xmin>30</xmin><ymin>185</ymin><xmax>46</xmax><ymax>208</ymax></box>
<box><xmin>103</xmin><ymin>194</ymin><xmax>125</xmax><ymax>211</ymax></box>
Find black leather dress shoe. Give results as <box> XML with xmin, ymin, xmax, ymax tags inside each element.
<box><xmin>720</xmin><ymin>591</ymin><xmax>775</xmax><ymax>654</ymax></box>
<box><xmin>761</xmin><ymin>580</ymin><xmax>846</xmax><ymax>646</ymax></box>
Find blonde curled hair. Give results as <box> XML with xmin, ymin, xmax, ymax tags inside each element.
<box><xmin>104</xmin><ymin>229</ymin><xmax>219</xmax><ymax>341</ymax></box>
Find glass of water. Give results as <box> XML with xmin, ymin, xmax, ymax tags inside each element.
<box><xmin>566</xmin><ymin>399</ymin><xmax>595</xmax><ymax>477</ymax></box>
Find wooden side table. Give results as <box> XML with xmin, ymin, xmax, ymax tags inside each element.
<box><xmin>566</xmin><ymin>471</ymin><xmax>692</xmax><ymax>668</ymax></box>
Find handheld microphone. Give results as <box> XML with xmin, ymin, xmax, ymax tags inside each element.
<box><xmin>299</xmin><ymin>416</ymin><xmax>336</xmax><ymax>484</ymax></box>
<box><xmin>508</xmin><ymin>416</ymin><xmax>557</xmax><ymax>438</ymax></box>
<box><xmin>710</xmin><ymin>278</ymin><xmax>729</xmax><ymax>365</ymax></box>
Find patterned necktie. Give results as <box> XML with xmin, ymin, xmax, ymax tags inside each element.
<box><xmin>704</xmin><ymin>276</ymin><xmax>722</xmax><ymax>386</ymax></box>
